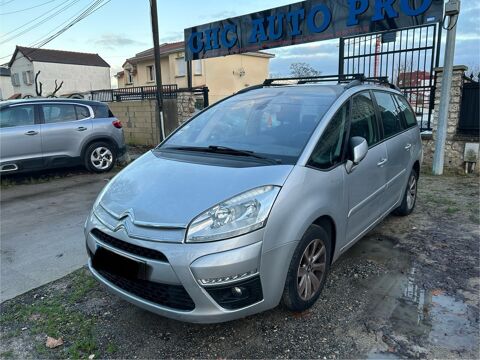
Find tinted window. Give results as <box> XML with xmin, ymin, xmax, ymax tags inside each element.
<box><xmin>374</xmin><ymin>91</ymin><xmax>403</xmax><ymax>138</ymax></box>
<box><xmin>42</xmin><ymin>104</ymin><xmax>77</xmax><ymax>124</ymax></box>
<box><xmin>395</xmin><ymin>95</ymin><xmax>417</xmax><ymax>127</ymax></box>
<box><xmin>309</xmin><ymin>102</ymin><xmax>348</xmax><ymax>169</ymax></box>
<box><xmin>161</xmin><ymin>87</ymin><xmax>338</xmax><ymax>164</ymax></box>
<box><xmin>350</xmin><ymin>92</ymin><xmax>378</xmax><ymax>146</ymax></box>
<box><xmin>92</xmin><ymin>104</ymin><xmax>114</xmax><ymax>118</ymax></box>
<box><xmin>0</xmin><ymin>105</ymin><xmax>35</xmax><ymax>128</ymax></box>
<box><xmin>75</xmin><ymin>105</ymin><xmax>90</xmax><ymax>119</ymax></box>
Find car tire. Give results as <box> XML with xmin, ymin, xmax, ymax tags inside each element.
<box><xmin>393</xmin><ymin>168</ymin><xmax>418</xmax><ymax>216</ymax></box>
<box><xmin>84</xmin><ymin>142</ymin><xmax>116</xmax><ymax>173</ymax></box>
<box><xmin>282</xmin><ymin>224</ymin><xmax>331</xmax><ymax>312</ymax></box>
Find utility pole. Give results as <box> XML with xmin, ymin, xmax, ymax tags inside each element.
<box><xmin>149</xmin><ymin>0</ymin><xmax>165</xmax><ymax>142</ymax></box>
<box><xmin>432</xmin><ymin>0</ymin><xmax>461</xmax><ymax>175</ymax></box>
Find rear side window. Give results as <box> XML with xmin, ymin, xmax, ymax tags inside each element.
<box><xmin>75</xmin><ymin>105</ymin><xmax>90</xmax><ymax>119</ymax></box>
<box><xmin>42</xmin><ymin>104</ymin><xmax>77</xmax><ymax>124</ymax></box>
<box><xmin>395</xmin><ymin>95</ymin><xmax>417</xmax><ymax>128</ymax></box>
<box><xmin>309</xmin><ymin>102</ymin><xmax>349</xmax><ymax>169</ymax></box>
<box><xmin>91</xmin><ymin>104</ymin><xmax>114</xmax><ymax>118</ymax></box>
<box><xmin>0</xmin><ymin>105</ymin><xmax>35</xmax><ymax>128</ymax></box>
<box><xmin>373</xmin><ymin>91</ymin><xmax>403</xmax><ymax>138</ymax></box>
<box><xmin>350</xmin><ymin>92</ymin><xmax>378</xmax><ymax>146</ymax></box>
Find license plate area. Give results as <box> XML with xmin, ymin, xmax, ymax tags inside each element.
<box><xmin>92</xmin><ymin>246</ymin><xmax>147</xmax><ymax>280</ymax></box>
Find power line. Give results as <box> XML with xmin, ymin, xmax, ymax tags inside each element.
<box><xmin>35</xmin><ymin>0</ymin><xmax>109</xmax><ymax>48</ymax></box>
<box><xmin>0</xmin><ymin>0</ymin><xmax>111</xmax><ymax>61</ymax></box>
<box><xmin>29</xmin><ymin>0</ymin><xmax>99</xmax><ymax>47</ymax></box>
<box><xmin>0</xmin><ymin>0</ymin><xmax>80</xmax><ymax>43</ymax></box>
<box><xmin>0</xmin><ymin>0</ymin><xmax>58</xmax><ymax>15</ymax></box>
<box><xmin>0</xmin><ymin>0</ymin><xmax>17</xmax><ymax>6</ymax></box>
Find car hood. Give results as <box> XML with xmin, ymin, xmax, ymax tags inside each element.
<box><xmin>97</xmin><ymin>151</ymin><xmax>294</xmax><ymax>229</ymax></box>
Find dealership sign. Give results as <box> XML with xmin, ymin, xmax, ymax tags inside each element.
<box><xmin>184</xmin><ymin>0</ymin><xmax>443</xmax><ymax>60</ymax></box>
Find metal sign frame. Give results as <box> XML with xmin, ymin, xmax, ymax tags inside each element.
<box><xmin>184</xmin><ymin>0</ymin><xmax>444</xmax><ymax>61</ymax></box>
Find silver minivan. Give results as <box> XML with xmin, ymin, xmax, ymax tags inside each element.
<box><xmin>0</xmin><ymin>99</ymin><xmax>126</xmax><ymax>174</ymax></box>
<box><xmin>85</xmin><ymin>79</ymin><xmax>422</xmax><ymax>323</ymax></box>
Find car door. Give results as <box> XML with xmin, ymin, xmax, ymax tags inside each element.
<box><xmin>0</xmin><ymin>104</ymin><xmax>43</xmax><ymax>171</ymax></box>
<box><xmin>394</xmin><ymin>93</ymin><xmax>421</xmax><ymax>163</ymax></box>
<box><xmin>344</xmin><ymin>91</ymin><xmax>388</xmax><ymax>244</ymax></box>
<box><xmin>40</xmin><ymin>103</ymin><xmax>93</xmax><ymax>161</ymax></box>
<box><xmin>372</xmin><ymin>91</ymin><xmax>411</xmax><ymax>210</ymax></box>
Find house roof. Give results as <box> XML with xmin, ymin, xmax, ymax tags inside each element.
<box><xmin>0</xmin><ymin>67</ymin><xmax>10</xmax><ymax>77</ymax></box>
<box><xmin>123</xmin><ymin>41</ymin><xmax>275</xmax><ymax>67</ymax></box>
<box><xmin>8</xmin><ymin>46</ymin><xmax>110</xmax><ymax>68</ymax></box>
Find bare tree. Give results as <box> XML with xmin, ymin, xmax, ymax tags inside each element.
<box><xmin>32</xmin><ymin>71</ymin><xmax>64</xmax><ymax>97</ymax></box>
<box><xmin>48</xmin><ymin>80</ymin><xmax>64</xmax><ymax>98</ymax></box>
<box><xmin>34</xmin><ymin>71</ymin><xmax>42</xmax><ymax>96</ymax></box>
<box><xmin>289</xmin><ymin>62</ymin><xmax>322</xmax><ymax>78</ymax></box>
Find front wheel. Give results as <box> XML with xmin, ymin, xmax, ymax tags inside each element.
<box><xmin>394</xmin><ymin>169</ymin><xmax>418</xmax><ymax>216</ymax></box>
<box><xmin>282</xmin><ymin>225</ymin><xmax>331</xmax><ymax>312</ymax></box>
<box><xmin>84</xmin><ymin>142</ymin><xmax>116</xmax><ymax>173</ymax></box>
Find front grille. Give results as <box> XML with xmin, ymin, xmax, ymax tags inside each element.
<box><xmin>92</xmin><ymin>247</ymin><xmax>195</xmax><ymax>311</ymax></box>
<box><xmin>96</xmin><ymin>268</ymin><xmax>195</xmax><ymax>311</ymax></box>
<box><xmin>91</xmin><ymin>228</ymin><xmax>168</xmax><ymax>262</ymax></box>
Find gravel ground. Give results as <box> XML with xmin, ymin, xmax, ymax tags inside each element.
<box><xmin>0</xmin><ymin>173</ymin><xmax>479</xmax><ymax>359</ymax></box>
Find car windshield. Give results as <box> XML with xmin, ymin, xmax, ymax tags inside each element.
<box><xmin>160</xmin><ymin>87</ymin><xmax>340</xmax><ymax>164</ymax></box>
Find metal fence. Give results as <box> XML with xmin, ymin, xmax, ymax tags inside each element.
<box><xmin>91</xmin><ymin>85</ymin><xmax>178</xmax><ymax>102</ymax></box>
<box><xmin>339</xmin><ymin>24</ymin><xmax>442</xmax><ymax>131</ymax></box>
<box><xmin>458</xmin><ymin>76</ymin><xmax>479</xmax><ymax>136</ymax></box>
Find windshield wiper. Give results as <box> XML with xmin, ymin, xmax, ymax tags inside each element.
<box><xmin>162</xmin><ymin>145</ymin><xmax>281</xmax><ymax>163</ymax></box>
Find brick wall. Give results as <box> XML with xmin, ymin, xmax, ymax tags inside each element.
<box><xmin>422</xmin><ymin>65</ymin><xmax>480</xmax><ymax>174</ymax></box>
<box><xmin>108</xmin><ymin>100</ymin><xmax>160</xmax><ymax>146</ymax></box>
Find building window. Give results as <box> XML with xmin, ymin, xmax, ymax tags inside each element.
<box><xmin>194</xmin><ymin>60</ymin><xmax>202</xmax><ymax>75</ymax></box>
<box><xmin>22</xmin><ymin>71</ymin><xmax>34</xmax><ymax>85</ymax></box>
<box><xmin>126</xmin><ymin>70</ymin><xmax>133</xmax><ymax>84</ymax></box>
<box><xmin>11</xmin><ymin>73</ymin><xmax>20</xmax><ymax>87</ymax></box>
<box><xmin>146</xmin><ymin>65</ymin><xmax>155</xmax><ymax>82</ymax></box>
<box><xmin>176</xmin><ymin>57</ymin><xmax>186</xmax><ymax>77</ymax></box>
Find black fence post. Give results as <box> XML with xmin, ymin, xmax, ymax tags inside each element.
<box><xmin>203</xmin><ymin>87</ymin><xmax>209</xmax><ymax>107</ymax></box>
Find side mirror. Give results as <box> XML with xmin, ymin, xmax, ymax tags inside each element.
<box><xmin>345</xmin><ymin>136</ymin><xmax>368</xmax><ymax>173</ymax></box>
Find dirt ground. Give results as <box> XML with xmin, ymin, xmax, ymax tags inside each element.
<box><xmin>0</xmin><ymin>173</ymin><xmax>479</xmax><ymax>359</ymax></box>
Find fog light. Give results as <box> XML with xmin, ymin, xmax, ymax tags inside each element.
<box><xmin>198</xmin><ymin>269</ymin><xmax>257</xmax><ymax>286</ymax></box>
<box><xmin>232</xmin><ymin>287</ymin><xmax>243</xmax><ymax>297</ymax></box>
<box><xmin>205</xmin><ymin>276</ymin><xmax>263</xmax><ymax>310</ymax></box>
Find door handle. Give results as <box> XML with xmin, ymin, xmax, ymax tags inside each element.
<box><xmin>404</xmin><ymin>143</ymin><xmax>412</xmax><ymax>150</ymax></box>
<box><xmin>377</xmin><ymin>158</ymin><xmax>388</xmax><ymax>167</ymax></box>
<box><xmin>77</xmin><ymin>127</ymin><xmax>88</xmax><ymax>131</ymax></box>
<box><xmin>25</xmin><ymin>130</ymin><xmax>39</xmax><ymax>136</ymax></box>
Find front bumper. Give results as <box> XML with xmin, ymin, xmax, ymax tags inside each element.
<box><xmin>85</xmin><ymin>212</ymin><xmax>293</xmax><ymax>323</ymax></box>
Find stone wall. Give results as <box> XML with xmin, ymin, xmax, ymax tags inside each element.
<box><xmin>107</xmin><ymin>91</ymin><xmax>197</xmax><ymax>146</ymax></box>
<box><xmin>422</xmin><ymin>65</ymin><xmax>479</xmax><ymax>174</ymax></box>
<box><xmin>177</xmin><ymin>92</ymin><xmax>197</xmax><ymax>125</ymax></box>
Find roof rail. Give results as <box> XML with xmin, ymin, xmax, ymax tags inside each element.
<box><xmin>263</xmin><ymin>74</ymin><xmax>363</xmax><ymax>86</ymax></box>
<box><xmin>263</xmin><ymin>73</ymin><xmax>401</xmax><ymax>91</ymax></box>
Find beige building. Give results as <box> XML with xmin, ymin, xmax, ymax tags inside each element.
<box><xmin>116</xmin><ymin>41</ymin><xmax>274</xmax><ymax>104</ymax></box>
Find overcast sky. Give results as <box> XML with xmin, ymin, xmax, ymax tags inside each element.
<box><xmin>0</xmin><ymin>0</ymin><xmax>479</xmax><ymax>86</ymax></box>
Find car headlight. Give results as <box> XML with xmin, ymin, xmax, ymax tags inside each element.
<box><xmin>186</xmin><ymin>185</ymin><xmax>280</xmax><ymax>243</ymax></box>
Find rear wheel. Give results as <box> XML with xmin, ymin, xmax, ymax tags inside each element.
<box><xmin>282</xmin><ymin>225</ymin><xmax>331</xmax><ymax>312</ymax></box>
<box><xmin>84</xmin><ymin>142</ymin><xmax>116</xmax><ymax>173</ymax></box>
<box><xmin>394</xmin><ymin>168</ymin><xmax>418</xmax><ymax>216</ymax></box>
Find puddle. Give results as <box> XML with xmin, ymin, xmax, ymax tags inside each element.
<box><xmin>345</xmin><ymin>236</ymin><xmax>479</xmax><ymax>358</ymax></box>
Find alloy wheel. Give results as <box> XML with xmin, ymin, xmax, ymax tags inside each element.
<box><xmin>90</xmin><ymin>147</ymin><xmax>113</xmax><ymax>170</ymax></box>
<box><xmin>406</xmin><ymin>174</ymin><xmax>417</xmax><ymax>210</ymax></box>
<box><xmin>297</xmin><ymin>238</ymin><xmax>327</xmax><ymax>301</ymax></box>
